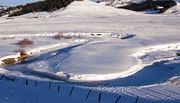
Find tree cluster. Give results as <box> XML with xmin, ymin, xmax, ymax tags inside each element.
<box><xmin>120</xmin><ymin>0</ymin><xmax>177</xmax><ymax>13</ymax></box>
<box><xmin>0</xmin><ymin>0</ymin><xmax>79</xmax><ymax>17</ymax></box>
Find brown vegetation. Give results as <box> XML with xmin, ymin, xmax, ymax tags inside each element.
<box><xmin>16</xmin><ymin>38</ymin><xmax>33</xmax><ymax>48</ymax></box>
<box><xmin>53</xmin><ymin>34</ymin><xmax>76</xmax><ymax>40</ymax></box>
<box><xmin>2</xmin><ymin>50</ymin><xmax>29</xmax><ymax>65</ymax></box>
<box><xmin>19</xmin><ymin>50</ymin><xmax>29</xmax><ymax>60</ymax></box>
<box><xmin>53</xmin><ymin>34</ymin><xmax>65</xmax><ymax>40</ymax></box>
<box><xmin>2</xmin><ymin>58</ymin><xmax>17</xmax><ymax>65</ymax></box>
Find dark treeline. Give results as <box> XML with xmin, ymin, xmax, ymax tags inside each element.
<box><xmin>120</xmin><ymin>0</ymin><xmax>177</xmax><ymax>13</ymax></box>
<box><xmin>0</xmin><ymin>0</ymin><xmax>82</xmax><ymax>17</ymax></box>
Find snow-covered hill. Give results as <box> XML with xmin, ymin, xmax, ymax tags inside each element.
<box><xmin>60</xmin><ymin>0</ymin><xmax>138</xmax><ymax>16</ymax></box>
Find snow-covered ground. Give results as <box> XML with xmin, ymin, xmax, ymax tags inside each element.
<box><xmin>0</xmin><ymin>0</ymin><xmax>180</xmax><ymax>103</ymax></box>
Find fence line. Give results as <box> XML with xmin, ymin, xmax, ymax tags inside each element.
<box><xmin>57</xmin><ymin>85</ymin><xmax>60</xmax><ymax>93</ymax></box>
<box><xmin>69</xmin><ymin>86</ymin><xmax>74</xmax><ymax>96</ymax></box>
<box><xmin>135</xmin><ymin>96</ymin><xmax>139</xmax><ymax>103</ymax></box>
<box><xmin>0</xmin><ymin>74</ymin><xmax>16</xmax><ymax>81</ymax></box>
<box><xmin>35</xmin><ymin>80</ymin><xmax>37</xmax><ymax>87</ymax></box>
<box><xmin>86</xmin><ymin>89</ymin><xmax>92</xmax><ymax>100</ymax></box>
<box><xmin>114</xmin><ymin>95</ymin><xmax>121</xmax><ymax>103</ymax></box>
<box><xmin>0</xmin><ymin>74</ymin><xmax>146</xmax><ymax>103</ymax></box>
<box><xmin>25</xmin><ymin>79</ymin><xmax>28</xmax><ymax>86</ymax></box>
<box><xmin>48</xmin><ymin>82</ymin><xmax>51</xmax><ymax>91</ymax></box>
<box><xmin>98</xmin><ymin>93</ymin><xmax>102</xmax><ymax>103</ymax></box>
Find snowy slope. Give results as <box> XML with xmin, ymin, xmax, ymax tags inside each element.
<box><xmin>0</xmin><ymin>0</ymin><xmax>180</xmax><ymax>103</ymax></box>
<box><xmin>60</xmin><ymin>0</ymin><xmax>139</xmax><ymax>17</ymax></box>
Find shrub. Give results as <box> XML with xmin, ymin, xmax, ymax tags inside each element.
<box><xmin>16</xmin><ymin>38</ymin><xmax>33</xmax><ymax>48</ymax></box>
<box><xmin>2</xmin><ymin>58</ymin><xmax>17</xmax><ymax>65</ymax></box>
<box><xmin>53</xmin><ymin>34</ymin><xmax>64</xmax><ymax>40</ymax></box>
<box><xmin>53</xmin><ymin>33</ymin><xmax>75</xmax><ymax>40</ymax></box>
<box><xmin>19</xmin><ymin>50</ymin><xmax>29</xmax><ymax>60</ymax></box>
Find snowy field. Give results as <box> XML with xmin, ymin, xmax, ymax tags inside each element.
<box><xmin>0</xmin><ymin>0</ymin><xmax>180</xmax><ymax>103</ymax></box>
